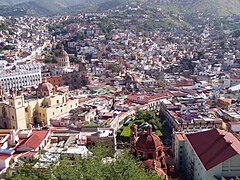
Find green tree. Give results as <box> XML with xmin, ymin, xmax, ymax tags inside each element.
<box><xmin>76</xmin><ymin>32</ymin><xmax>85</xmax><ymax>40</ymax></box>
<box><xmin>99</xmin><ymin>17</ymin><xmax>114</xmax><ymax>34</ymax></box>
<box><xmin>6</xmin><ymin>146</ymin><xmax>160</xmax><ymax>180</ymax></box>
<box><xmin>2</xmin><ymin>45</ymin><xmax>14</xmax><ymax>51</ymax></box>
<box><xmin>69</xmin><ymin>56</ymin><xmax>78</xmax><ymax>63</ymax></box>
<box><xmin>107</xmin><ymin>63</ymin><xmax>122</xmax><ymax>73</ymax></box>
<box><xmin>136</xmin><ymin>109</ymin><xmax>156</xmax><ymax>122</ymax></box>
<box><xmin>5</xmin><ymin>164</ymin><xmax>52</xmax><ymax>180</ymax></box>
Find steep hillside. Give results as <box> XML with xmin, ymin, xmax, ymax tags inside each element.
<box><xmin>180</xmin><ymin>0</ymin><xmax>240</xmax><ymax>16</ymax></box>
<box><xmin>0</xmin><ymin>0</ymin><xmax>30</xmax><ymax>5</ymax></box>
<box><xmin>0</xmin><ymin>0</ymin><xmax>240</xmax><ymax>17</ymax></box>
<box><xmin>60</xmin><ymin>0</ymin><xmax>125</xmax><ymax>15</ymax></box>
<box><xmin>0</xmin><ymin>0</ymin><xmax>126</xmax><ymax>16</ymax></box>
<box><xmin>33</xmin><ymin>0</ymin><xmax>83</xmax><ymax>13</ymax></box>
<box><xmin>0</xmin><ymin>1</ymin><xmax>52</xmax><ymax>16</ymax></box>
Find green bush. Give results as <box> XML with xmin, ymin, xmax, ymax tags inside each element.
<box><xmin>133</xmin><ymin>119</ymin><xmax>144</xmax><ymax>126</ymax></box>
<box><xmin>156</xmin><ymin>130</ymin><xmax>163</xmax><ymax>137</ymax></box>
<box><xmin>120</xmin><ymin>123</ymin><xmax>132</xmax><ymax>137</ymax></box>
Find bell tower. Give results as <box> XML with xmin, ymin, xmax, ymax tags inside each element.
<box><xmin>8</xmin><ymin>88</ymin><xmax>24</xmax><ymax>109</ymax></box>
<box><xmin>8</xmin><ymin>88</ymin><xmax>27</xmax><ymax>129</ymax></box>
<box><xmin>130</xmin><ymin>124</ymin><xmax>138</xmax><ymax>153</ymax></box>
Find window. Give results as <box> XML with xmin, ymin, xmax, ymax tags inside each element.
<box><xmin>148</xmin><ymin>153</ymin><xmax>153</xmax><ymax>159</ymax></box>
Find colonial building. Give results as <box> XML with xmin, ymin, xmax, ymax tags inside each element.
<box><xmin>62</xmin><ymin>60</ymin><xmax>89</xmax><ymax>89</ymax></box>
<box><xmin>56</xmin><ymin>45</ymin><xmax>70</xmax><ymax>70</ymax></box>
<box><xmin>0</xmin><ymin>79</ymin><xmax>78</xmax><ymax>129</ymax></box>
<box><xmin>45</xmin><ymin>75</ymin><xmax>63</xmax><ymax>87</ymax></box>
<box><xmin>130</xmin><ymin>124</ymin><xmax>168</xmax><ymax>179</ymax></box>
<box><xmin>0</xmin><ymin>64</ymin><xmax>42</xmax><ymax>91</ymax></box>
<box><xmin>174</xmin><ymin>129</ymin><xmax>240</xmax><ymax>180</ymax></box>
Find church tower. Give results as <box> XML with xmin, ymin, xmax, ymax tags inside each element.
<box><xmin>56</xmin><ymin>45</ymin><xmax>70</xmax><ymax>69</ymax></box>
<box><xmin>8</xmin><ymin>88</ymin><xmax>27</xmax><ymax>129</ymax></box>
<box><xmin>130</xmin><ymin>124</ymin><xmax>138</xmax><ymax>153</ymax></box>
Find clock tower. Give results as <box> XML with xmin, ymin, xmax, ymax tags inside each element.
<box><xmin>8</xmin><ymin>89</ymin><xmax>27</xmax><ymax>129</ymax></box>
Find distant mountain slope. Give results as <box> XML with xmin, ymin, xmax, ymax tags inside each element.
<box><xmin>0</xmin><ymin>0</ymin><xmax>240</xmax><ymax>17</ymax></box>
<box><xmin>180</xmin><ymin>0</ymin><xmax>240</xmax><ymax>16</ymax></box>
<box><xmin>33</xmin><ymin>0</ymin><xmax>83</xmax><ymax>13</ymax></box>
<box><xmin>0</xmin><ymin>0</ymin><xmax>30</xmax><ymax>6</ymax></box>
<box><xmin>0</xmin><ymin>0</ymin><xmax>126</xmax><ymax>16</ymax></box>
<box><xmin>0</xmin><ymin>1</ymin><xmax>52</xmax><ymax>16</ymax></box>
<box><xmin>60</xmin><ymin>0</ymin><xmax>125</xmax><ymax>15</ymax></box>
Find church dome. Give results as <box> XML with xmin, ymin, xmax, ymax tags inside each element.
<box><xmin>37</xmin><ymin>79</ymin><xmax>53</xmax><ymax>92</ymax></box>
<box><xmin>136</xmin><ymin>125</ymin><xmax>163</xmax><ymax>151</ymax></box>
<box><xmin>57</xmin><ymin>45</ymin><xmax>68</xmax><ymax>57</ymax></box>
<box><xmin>59</xmin><ymin>49</ymin><xmax>68</xmax><ymax>57</ymax></box>
<box><xmin>136</xmin><ymin>132</ymin><xmax>162</xmax><ymax>150</ymax></box>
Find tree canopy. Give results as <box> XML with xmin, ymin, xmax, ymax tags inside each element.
<box><xmin>5</xmin><ymin>145</ymin><xmax>160</xmax><ymax>180</ymax></box>
<box><xmin>135</xmin><ymin>109</ymin><xmax>162</xmax><ymax>130</ymax></box>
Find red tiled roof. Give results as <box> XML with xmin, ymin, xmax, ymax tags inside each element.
<box><xmin>16</xmin><ymin>130</ymin><xmax>49</xmax><ymax>151</ymax></box>
<box><xmin>127</xmin><ymin>92</ymin><xmax>170</xmax><ymax>105</ymax></box>
<box><xmin>118</xmin><ymin>112</ymin><xmax>125</xmax><ymax>117</ymax></box>
<box><xmin>22</xmin><ymin>151</ymin><xmax>37</xmax><ymax>157</ymax></box>
<box><xmin>0</xmin><ymin>154</ymin><xmax>11</xmax><ymax>160</ymax></box>
<box><xmin>146</xmin><ymin>92</ymin><xmax>170</xmax><ymax>102</ymax></box>
<box><xmin>175</xmin><ymin>133</ymin><xmax>185</xmax><ymax>141</ymax></box>
<box><xmin>219</xmin><ymin>98</ymin><xmax>232</xmax><ymax>104</ymax></box>
<box><xmin>186</xmin><ymin>129</ymin><xmax>240</xmax><ymax>170</ymax></box>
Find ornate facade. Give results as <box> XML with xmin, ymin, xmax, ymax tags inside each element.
<box><xmin>0</xmin><ymin>81</ymin><xmax>78</xmax><ymax>129</ymax></box>
<box><xmin>130</xmin><ymin>124</ymin><xmax>168</xmax><ymax>179</ymax></box>
<box><xmin>56</xmin><ymin>45</ymin><xmax>70</xmax><ymax>70</ymax></box>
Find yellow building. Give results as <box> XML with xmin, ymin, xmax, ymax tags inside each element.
<box><xmin>0</xmin><ymin>79</ymin><xmax>78</xmax><ymax>129</ymax></box>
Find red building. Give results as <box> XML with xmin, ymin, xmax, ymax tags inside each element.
<box><xmin>130</xmin><ymin>124</ymin><xmax>168</xmax><ymax>179</ymax></box>
<box><xmin>44</xmin><ymin>76</ymin><xmax>63</xmax><ymax>87</ymax></box>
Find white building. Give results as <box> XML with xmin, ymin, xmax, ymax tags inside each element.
<box><xmin>0</xmin><ymin>63</ymin><xmax>42</xmax><ymax>91</ymax></box>
<box><xmin>174</xmin><ymin>129</ymin><xmax>240</xmax><ymax>180</ymax></box>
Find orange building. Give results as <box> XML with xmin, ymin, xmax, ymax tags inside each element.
<box><xmin>217</xmin><ymin>97</ymin><xmax>232</xmax><ymax>109</ymax></box>
<box><xmin>44</xmin><ymin>76</ymin><xmax>63</xmax><ymax>87</ymax></box>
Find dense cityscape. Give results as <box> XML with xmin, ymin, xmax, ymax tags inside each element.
<box><xmin>0</xmin><ymin>0</ymin><xmax>240</xmax><ymax>179</ymax></box>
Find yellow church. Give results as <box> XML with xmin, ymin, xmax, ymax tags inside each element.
<box><xmin>0</xmin><ymin>79</ymin><xmax>79</xmax><ymax>129</ymax></box>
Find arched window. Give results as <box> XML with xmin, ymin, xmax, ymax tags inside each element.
<box><xmin>148</xmin><ymin>153</ymin><xmax>153</xmax><ymax>159</ymax></box>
